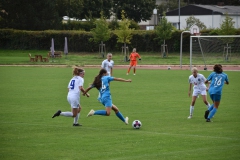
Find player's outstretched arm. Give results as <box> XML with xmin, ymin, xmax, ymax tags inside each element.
<box><xmin>205</xmin><ymin>80</ymin><xmax>209</xmax><ymax>84</ymax></box>
<box><xmin>113</xmin><ymin>78</ymin><xmax>132</xmax><ymax>82</ymax></box>
<box><xmin>83</xmin><ymin>86</ymin><xmax>93</xmax><ymax>96</ymax></box>
<box><xmin>80</xmin><ymin>86</ymin><xmax>90</xmax><ymax>97</ymax></box>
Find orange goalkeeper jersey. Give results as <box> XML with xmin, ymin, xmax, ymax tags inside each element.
<box><xmin>129</xmin><ymin>52</ymin><xmax>141</xmax><ymax>61</ymax></box>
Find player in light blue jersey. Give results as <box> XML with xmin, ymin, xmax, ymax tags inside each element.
<box><xmin>83</xmin><ymin>69</ymin><xmax>131</xmax><ymax>125</ymax></box>
<box><xmin>204</xmin><ymin>64</ymin><xmax>229</xmax><ymax>122</ymax></box>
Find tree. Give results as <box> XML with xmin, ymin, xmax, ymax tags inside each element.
<box><xmin>185</xmin><ymin>15</ymin><xmax>206</xmax><ymax>30</ymax></box>
<box><xmin>90</xmin><ymin>12</ymin><xmax>111</xmax><ymax>58</ymax></box>
<box><xmin>215</xmin><ymin>13</ymin><xmax>236</xmax><ymax>61</ymax></box>
<box><xmin>80</xmin><ymin>0</ymin><xmax>113</xmax><ymax>19</ymax></box>
<box><xmin>157</xmin><ymin>0</ymin><xmax>186</xmax><ymax>14</ymax></box>
<box><xmin>0</xmin><ymin>0</ymin><xmax>62</xmax><ymax>30</ymax></box>
<box><xmin>217</xmin><ymin>14</ymin><xmax>236</xmax><ymax>35</ymax></box>
<box><xmin>56</xmin><ymin>0</ymin><xmax>84</xmax><ymax>19</ymax></box>
<box><xmin>113</xmin><ymin>0</ymin><xmax>156</xmax><ymax>22</ymax></box>
<box><xmin>115</xmin><ymin>10</ymin><xmax>134</xmax><ymax>62</ymax></box>
<box><xmin>155</xmin><ymin>13</ymin><xmax>173</xmax><ymax>57</ymax></box>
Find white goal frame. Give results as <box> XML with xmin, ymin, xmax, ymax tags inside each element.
<box><xmin>190</xmin><ymin>35</ymin><xmax>240</xmax><ymax>70</ymax></box>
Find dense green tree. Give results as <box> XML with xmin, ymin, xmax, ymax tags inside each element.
<box><xmin>157</xmin><ymin>0</ymin><xmax>186</xmax><ymax>14</ymax></box>
<box><xmin>80</xmin><ymin>0</ymin><xmax>113</xmax><ymax>19</ymax></box>
<box><xmin>113</xmin><ymin>0</ymin><xmax>156</xmax><ymax>22</ymax></box>
<box><xmin>0</xmin><ymin>0</ymin><xmax>62</xmax><ymax>30</ymax></box>
<box><xmin>185</xmin><ymin>15</ymin><xmax>206</xmax><ymax>30</ymax></box>
<box><xmin>56</xmin><ymin>0</ymin><xmax>84</xmax><ymax>19</ymax></box>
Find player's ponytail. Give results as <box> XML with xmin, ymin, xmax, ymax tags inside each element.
<box><xmin>73</xmin><ymin>67</ymin><xmax>84</xmax><ymax>76</ymax></box>
<box><xmin>92</xmin><ymin>69</ymin><xmax>107</xmax><ymax>90</ymax></box>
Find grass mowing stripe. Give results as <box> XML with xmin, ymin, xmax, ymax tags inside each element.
<box><xmin>1</xmin><ymin>122</ymin><xmax>239</xmax><ymax>141</ymax></box>
<box><xmin>111</xmin><ymin>144</ymin><xmax>240</xmax><ymax>160</ymax></box>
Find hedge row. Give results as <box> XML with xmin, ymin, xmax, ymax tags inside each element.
<box><xmin>1</xmin><ymin>29</ymin><xmax>239</xmax><ymax>53</ymax></box>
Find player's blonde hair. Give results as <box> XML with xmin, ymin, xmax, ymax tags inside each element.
<box><xmin>191</xmin><ymin>67</ymin><xmax>198</xmax><ymax>73</ymax></box>
<box><xmin>132</xmin><ymin>48</ymin><xmax>136</xmax><ymax>52</ymax></box>
<box><xmin>107</xmin><ymin>53</ymin><xmax>112</xmax><ymax>56</ymax></box>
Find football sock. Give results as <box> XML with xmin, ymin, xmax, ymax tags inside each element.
<box><xmin>74</xmin><ymin>113</ymin><xmax>80</xmax><ymax>124</ymax></box>
<box><xmin>207</xmin><ymin>103</ymin><xmax>211</xmax><ymax>108</ymax></box>
<box><xmin>208</xmin><ymin>104</ymin><xmax>214</xmax><ymax>111</ymax></box>
<box><xmin>208</xmin><ymin>107</ymin><xmax>217</xmax><ymax>119</ymax></box>
<box><xmin>190</xmin><ymin>106</ymin><xmax>194</xmax><ymax>116</ymax></box>
<box><xmin>60</xmin><ymin>112</ymin><xmax>73</xmax><ymax>117</ymax></box>
<box><xmin>116</xmin><ymin>111</ymin><xmax>125</xmax><ymax>122</ymax></box>
<box><xmin>94</xmin><ymin>110</ymin><xmax>107</xmax><ymax>115</ymax></box>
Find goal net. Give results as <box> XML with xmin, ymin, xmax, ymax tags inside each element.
<box><xmin>190</xmin><ymin>35</ymin><xmax>240</xmax><ymax>70</ymax></box>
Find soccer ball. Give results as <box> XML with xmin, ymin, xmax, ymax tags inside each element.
<box><xmin>132</xmin><ymin>120</ymin><xmax>142</xmax><ymax>129</ymax></box>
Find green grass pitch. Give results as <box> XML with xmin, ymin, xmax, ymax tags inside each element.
<box><xmin>0</xmin><ymin>67</ymin><xmax>240</xmax><ymax>160</ymax></box>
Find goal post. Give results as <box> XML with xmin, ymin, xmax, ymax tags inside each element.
<box><xmin>190</xmin><ymin>35</ymin><xmax>240</xmax><ymax>70</ymax></box>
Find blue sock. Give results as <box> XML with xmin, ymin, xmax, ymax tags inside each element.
<box><xmin>208</xmin><ymin>108</ymin><xmax>217</xmax><ymax>119</ymax></box>
<box><xmin>116</xmin><ymin>112</ymin><xmax>125</xmax><ymax>122</ymax></box>
<box><xmin>208</xmin><ymin>104</ymin><xmax>214</xmax><ymax>111</ymax></box>
<box><xmin>94</xmin><ymin>110</ymin><xmax>107</xmax><ymax>116</ymax></box>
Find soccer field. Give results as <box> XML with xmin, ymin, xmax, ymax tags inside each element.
<box><xmin>0</xmin><ymin>67</ymin><xmax>240</xmax><ymax>160</ymax></box>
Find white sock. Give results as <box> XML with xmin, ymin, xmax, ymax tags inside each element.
<box><xmin>207</xmin><ymin>103</ymin><xmax>210</xmax><ymax>108</ymax></box>
<box><xmin>190</xmin><ymin>106</ymin><xmax>194</xmax><ymax>116</ymax></box>
<box><xmin>74</xmin><ymin>113</ymin><xmax>80</xmax><ymax>124</ymax></box>
<box><xmin>60</xmin><ymin>112</ymin><xmax>73</xmax><ymax>117</ymax></box>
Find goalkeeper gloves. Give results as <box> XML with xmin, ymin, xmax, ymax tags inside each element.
<box><xmin>139</xmin><ymin>58</ymin><xmax>141</xmax><ymax>60</ymax></box>
<box><xmin>128</xmin><ymin>59</ymin><xmax>130</xmax><ymax>61</ymax></box>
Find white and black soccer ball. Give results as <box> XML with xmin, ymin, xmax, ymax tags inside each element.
<box><xmin>132</xmin><ymin>120</ymin><xmax>142</xmax><ymax>129</ymax></box>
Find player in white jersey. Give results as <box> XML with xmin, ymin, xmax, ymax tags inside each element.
<box><xmin>101</xmin><ymin>53</ymin><xmax>114</xmax><ymax>76</ymax></box>
<box><xmin>188</xmin><ymin>67</ymin><xmax>211</xmax><ymax>119</ymax></box>
<box><xmin>52</xmin><ymin>67</ymin><xmax>89</xmax><ymax>126</ymax></box>
<box><xmin>98</xmin><ymin>53</ymin><xmax>114</xmax><ymax>101</ymax></box>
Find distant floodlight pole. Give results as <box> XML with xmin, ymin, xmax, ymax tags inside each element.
<box><xmin>180</xmin><ymin>31</ymin><xmax>190</xmax><ymax>68</ymax></box>
<box><xmin>178</xmin><ymin>0</ymin><xmax>180</xmax><ymax>30</ymax></box>
<box><xmin>153</xmin><ymin>8</ymin><xmax>157</xmax><ymax>28</ymax></box>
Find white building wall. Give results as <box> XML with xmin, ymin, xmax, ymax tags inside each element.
<box><xmin>166</xmin><ymin>15</ymin><xmax>240</xmax><ymax>30</ymax></box>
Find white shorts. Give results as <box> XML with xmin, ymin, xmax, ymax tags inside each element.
<box><xmin>67</xmin><ymin>96</ymin><xmax>80</xmax><ymax>108</ymax></box>
<box><xmin>192</xmin><ymin>89</ymin><xmax>207</xmax><ymax>96</ymax></box>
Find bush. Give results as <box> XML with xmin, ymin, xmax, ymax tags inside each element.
<box><xmin>1</xmin><ymin>29</ymin><xmax>238</xmax><ymax>53</ymax></box>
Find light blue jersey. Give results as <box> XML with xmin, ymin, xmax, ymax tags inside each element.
<box><xmin>207</xmin><ymin>72</ymin><xmax>229</xmax><ymax>95</ymax></box>
<box><xmin>100</xmin><ymin>76</ymin><xmax>114</xmax><ymax>99</ymax></box>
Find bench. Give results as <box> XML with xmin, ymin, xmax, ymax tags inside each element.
<box><xmin>48</xmin><ymin>51</ymin><xmax>62</xmax><ymax>58</ymax></box>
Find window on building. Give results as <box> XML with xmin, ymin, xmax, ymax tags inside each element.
<box><xmin>171</xmin><ymin>22</ymin><xmax>178</xmax><ymax>28</ymax></box>
<box><xmin>146</xmin><ymin>26</ymin><xmax>155</xmax><ymax>30</ymax></box>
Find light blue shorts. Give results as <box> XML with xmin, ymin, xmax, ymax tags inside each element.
<box><xmin>210</xmin><ymin>94</ymin><xmax>221</xmax><ymax>102</ymax></box>
<box><xmin>101</xmin><ymin>96</ymin><xmax>112</xmax><ymax>107</ymax></box>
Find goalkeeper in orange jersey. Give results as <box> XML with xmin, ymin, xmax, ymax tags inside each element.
<box><xmin>126</xmin><ymin>48</ymin><xmax>141</xmax><ymax>75</ymax></box>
